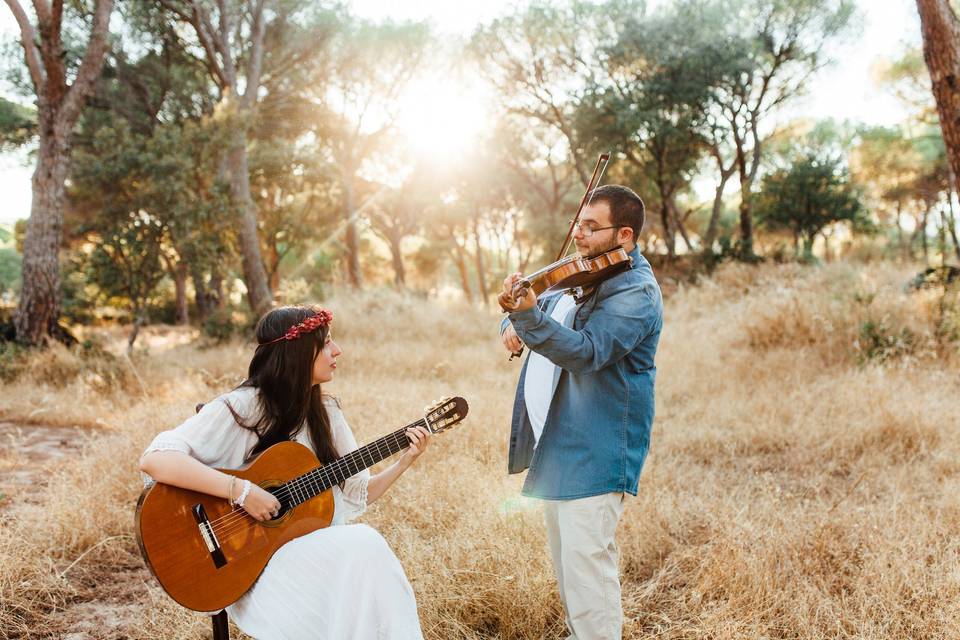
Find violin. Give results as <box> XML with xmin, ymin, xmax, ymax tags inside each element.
<box><xmin>501</xmin><ymin>153</ymin><xmax>632</xmax><ymax>360</ymax></box>
<box><xmin>507</xmin><ymin>247</ymin><xmax>632</xmax><ymax>303</ymax></box>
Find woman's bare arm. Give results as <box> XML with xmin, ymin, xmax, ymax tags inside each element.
<box><xmin>139</xmin><ymin>450</ymin><xmax>279</xmax><ymax>520</ymax></box>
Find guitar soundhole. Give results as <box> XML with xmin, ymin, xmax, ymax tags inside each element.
<box><xmin>264</xmin><ymin>484</ymin><xmax>293</xmax><ymax>523</ymax></box>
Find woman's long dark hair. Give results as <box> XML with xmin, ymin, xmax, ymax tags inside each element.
<box><xmin>227</xmin><ymin>305</ymin><xmax>339</xmax><ymax>464</ymax></box>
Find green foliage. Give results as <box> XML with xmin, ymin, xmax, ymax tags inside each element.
<box><xmin>202</xmin><ymin>308</ymin><xmax>247</xmax><ymax>342</ymax></box>
<box><xmin>0</xmin><ymin>97</ymin><xmax>34</xmax><ymax>150</ymax></box>
<box><xmin>85</xmin><ymin>211</ymin><xmax>166</xmax><ymax>316</ymax></box>
<box><xmin>0</xmin><ymin>341</ymin><xmax>28</xmax><ymax>381</ymax></box>
<box><xmin>755</xmin><ymin>151</ymin><xmax>866</xmax><ymax>261</ymax></box>
<box><xmin>0</xmin><ymin>248</ymin><xmax>21</xmax><ymax>297</ymax></box>
<box><xmin>856</xmin><ymin>318</ymin><xmax>917</xmax><ymax>364</ymax></box>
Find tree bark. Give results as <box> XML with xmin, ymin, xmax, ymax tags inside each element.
<box><xmin>387</xmin><ymin>234</ymin><xmax>406</xmax><ymax>288</ymax></box>
<box><xmin>192</xmin><ymin>267</ymin><xmax>209</xmax><ymax>321</ymax></box>
<box><xmin>127</xmin><ymin>306</ymin><xmax>148</xmax><ymax>356</ymax></box>
<box><xmin>921</xmin><ymin>207</ymin><xmax>930</xmax><ymax>263</ymax></box>
<box><xmin>7</xmin><ymin>0</ymin><xmax>113</xmax><ymax>345</ymax></box>
<box><xmin>703</xmin><ymin>148</ymin><xmax>736</xmax><ymax>253</ymax></box>
<box><xmin>450</xmin><ymin>241</ymin><xmax>473</xmax><ymax>304</ymax></box>
<box><xmin>227</xmin><ymin>125</ymin><xmax>272</xmax><ymax>314</ymax></box>
<box><xmin>174</xmin><ymin>261</ymin><xmax>189</xmax><ymax>325</ymax></box>
<box><xmin>342</xmin><ymin>179</ymin><xmax>363</xmax><ymax>288</ymax></box>
<box><xmin>472</xmin><ymin>220</ymin><xmax>489</xmax><ymax>308</ymax></box>
<box><xmin>917</xmin><ymin>0</ymin><xmax>960</xmax><ymax>203</ymax></box>
<box><xmin>946</xmin><ymin>189</ymin><xmax>960</xmax><ymax>261</ymax></box>
<box><xmin>736</xmin><ymin>144</ymin><xmax>755</xmax><ymax>258</ymax></box>
<box><xmin>15</xmin><ymin>130</ymin><xmax>70</xmax><ymax>344</ymax></box>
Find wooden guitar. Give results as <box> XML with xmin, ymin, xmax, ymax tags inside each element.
<box><xmin>135</xmin><ymin>396</ymin><xmax>468</xmax><ymax>612</ymax></box>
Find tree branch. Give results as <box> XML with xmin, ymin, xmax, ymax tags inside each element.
<box><xmin>241</xmin><ymin>0</ymin><xmax>266</xmax><ymax>107</ymax></box>
<box><xmin>60</xmin><ymin>0</ymin><xmax>113</xmax><ymax>126</ymax></box>
<box><xmin>4</xmin><ymin>0</ymin><xmax>46</xmax><ymax>92</ymax></box>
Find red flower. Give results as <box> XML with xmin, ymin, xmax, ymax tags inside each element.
<box><xmin>261</xmin><ymin>309</ymin><xmax>333</xmax><ymax>345</ymax></box>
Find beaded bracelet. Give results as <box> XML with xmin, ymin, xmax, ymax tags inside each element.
<box><xmin>234</xmin><ymin>479</ymin><xmax>252</xmax><ymax>508</ymax></box>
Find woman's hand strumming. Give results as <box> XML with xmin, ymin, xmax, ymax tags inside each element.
<box><xmin>242</xmin><ymin>484</ymin><xmax>282</xmax><ymax>521</ymax></box>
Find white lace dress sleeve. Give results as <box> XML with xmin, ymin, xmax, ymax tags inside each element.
<box><xmin>324</xmin><ymin>396</ymin><xmax>370</xmax><ymax>522</ymax></box>
<box><xmin>140</xmin><ymin>387</ymin><xmax>259</xmax><ymax>486</ymax></box>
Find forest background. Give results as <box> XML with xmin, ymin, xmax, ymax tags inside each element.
<box><xmin>1</xmin><ymin>0</ymin><xmax>960</xmax><ymax>638</ymax></box>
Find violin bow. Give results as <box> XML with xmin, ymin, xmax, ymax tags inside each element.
<box><xmin>555</xmin><ymin>152</ymin><xmax>611</xmax><ymax>261</ymax></box>
<box><xmin>505</xmin><ymin>152</ymin><xmax>610</xmax><ymax>362</ymax></box>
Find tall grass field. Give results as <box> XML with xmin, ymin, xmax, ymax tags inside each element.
<box><xmin>1</xmin><ymin>261</ymin><xmax>958</xmax><ymax>639</ymax></box>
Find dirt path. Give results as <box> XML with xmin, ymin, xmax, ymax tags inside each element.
<box><xmin>0</xmin><ymin>422</ymin><xmax>94</xmax><ymax>509</ymax></box>
<box><xmin>0</xmin><ymin>423</ymin><xmax>155</xmax><ymax>639</ymax></box>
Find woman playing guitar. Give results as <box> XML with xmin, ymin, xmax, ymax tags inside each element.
<box><xmin>139</xmin><ymin>306</ymin><xmax>429</xmax><ymax>639</ymax></box>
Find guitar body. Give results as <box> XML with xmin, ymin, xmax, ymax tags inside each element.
<box><xmin>135</xmin><ymin>441</ymin><xmax>335</xmax><ymax>612</ymax></box>
<box><xmin>135</xmin><ymin>395</ymin><xmax>468</xmax><ymax>613</ymax></box>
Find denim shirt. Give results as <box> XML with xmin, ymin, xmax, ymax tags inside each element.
<box><xmin>501</xmin><ymin>246</ymin><xmax>663</xmax><ymax>500</ymax></box>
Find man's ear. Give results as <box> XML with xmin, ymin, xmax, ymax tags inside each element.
<box><xmin>618</xmin><ymin>226</ymin><xmax>634</xmax><ymax>246</ymax></box>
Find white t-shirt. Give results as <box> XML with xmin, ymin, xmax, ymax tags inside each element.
<box><xmin>522</xmin><ymin>293</ymin><xmax>577</xmax><ymax>445</ymax></box>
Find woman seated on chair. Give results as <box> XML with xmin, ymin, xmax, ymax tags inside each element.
<box><xmin>139</xmin><ymin>305</ymin><xmax>429</xmax><ymax>640</ymax></box>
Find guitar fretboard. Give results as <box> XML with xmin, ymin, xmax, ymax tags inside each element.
<box><xmin>281</xmin><ymin>418</ymin><xmax>427</xmax><ymax>507</ymax></box>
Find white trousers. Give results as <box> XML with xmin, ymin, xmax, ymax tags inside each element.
<box><xmin>543</xmin><ymin>493</ymin><xmax>626</xmax><ymax>640</ymax></box>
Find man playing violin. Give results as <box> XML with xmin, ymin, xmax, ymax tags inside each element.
<box><xmin>498</xmin><ymin>185</ymin><xmax>663</xmax><ymax>640</ymax></box>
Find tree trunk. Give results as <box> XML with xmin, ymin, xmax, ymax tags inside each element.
<box><xmin>343</xmin><ymin>180</ymin><xmax>363</xmax><ymax>288</ymax></box>
<box><xmin>388</xmin><ymin>233</ymin><xmax>406</xmax><ymax>288</ymax></box>
<box><xmin>174</xmin><ymin>261</ymin><xmax>189</xmax><ymax>325</ymax></box>
<box><xmin>209</xmin><ymin>272</ymin><xmax>224</xmax><ymax>311</ymax></box>
<box><xmin>451</xmin><ymin>243</ymin><xmax>473</xmax><ymax>304</ymax></box>
<box><xmin>227</xmin><ymin>127</ymin><xmax>272</xmax><ymax>314</ymax></box>
<box><xmin>659</xmin><ymin>201</ymin><xmax>676</xmax><ymax>258</ymax></box>
<box><xmin>14</xmin><ymin>128</ymin><xmax>69</xmax><ymax>345</ymax></box>
<box><xmin>9</xmin><ymin>0</ymin><xmax>113</xmax><ymax>345</ymax></box>
<box><xmin>946</xmin><ymin>190</ymin><xmax>960</xmax><ymax>261</ymax></box>
<box><xmin>192</xmin><ymin>267</ymin><xmax>210</xmax><ymax>322</ymax></box>
<box><xmin>472</xmin><ymin>220</ymin><xmax>488</xmax><ymax>307</ymax></box>
<box><xmin>921</xmin><ymin>207</ymin><xmax>930</xmax><ymax>263</ymax></box>
<box><xmin>265</xmin><ymin>237</ymin><xmax>281</xmax><ymax>293</ymax></box>
<box><xmin>704</xmin><ymin>172</ymin><xmax>733</xmax><ymax>253</ymax></box>
<box><xmin>939</xmin><ymin>210</ymin><xmax>948</xmax><ymax>265</ymax></box>
<box><xmin>670</xmin><ymin>200</ymin><xmax>694</xmax><ymax>253</ymax></box>
<box><xmin>917</xmin><ymin>0</ymin><xmax>960</xmax><ymax>202</ymax></box>
<box><xmin>127</xmin><ymin>306</ymin><xmax>147</xmax><ymax>356</ymax></box>
<box><xmin>736</xmin><ymin>148</ymin><xmax>755</xmax><ymax>258</ymax></box>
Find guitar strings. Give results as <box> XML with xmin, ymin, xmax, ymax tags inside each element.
<box><xmin>208</xmin><ymin>432</ymin><xmax>409</xmax><ymax>539</ymax></box>
<box><xmin>205</xmin><ymin>421</ymin><xmax>426</xmax><ymax>538</ymax></box>
<box><xmin>206</xmin><ymin>423</ymin><xmax>419</xmax><ymax>535</ymax></box>
<box><xmin>207</xmin><ymin>430</ymin><xmax>413</xmax><ymax>540</ymax></box>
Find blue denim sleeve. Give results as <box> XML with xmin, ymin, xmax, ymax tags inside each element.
<box><xmin>508</xmin><ymin>282</ymin><xmax>660</xmax><ymax>373</ymax></box>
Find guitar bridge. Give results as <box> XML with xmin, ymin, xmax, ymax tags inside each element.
<box><xmin>192</xmin><ymin>504</ymin><xmax>228</xmax><ymax>569</ymax></box>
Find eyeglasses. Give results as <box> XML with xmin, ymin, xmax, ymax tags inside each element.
<box><xmin>570</xmin><ymin>220</ymin><xmax>622</xmax><ymax>238</ymax></box>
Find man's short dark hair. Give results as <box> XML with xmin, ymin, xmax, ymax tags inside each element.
<box><xmin>588</xmin><ymin>185</ymin><xmax>645</xmax><ymax>241</ymax></box>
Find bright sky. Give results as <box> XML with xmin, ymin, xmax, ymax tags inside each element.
<box><xmin>0</xmin><ymin>0</ymin><xmax>924</xmax><ymax>225</ymax></box>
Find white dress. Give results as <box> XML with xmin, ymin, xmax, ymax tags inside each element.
<box><xmin>141</xmin><ymin>387</ymin><xmax>424</xmax><ymax>640</ymax></box>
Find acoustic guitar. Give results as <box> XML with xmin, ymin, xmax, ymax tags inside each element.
<box><xmin>135</xmin><ymin>396</ymin><xmax>468</xmax><ymax>612</ymax></box>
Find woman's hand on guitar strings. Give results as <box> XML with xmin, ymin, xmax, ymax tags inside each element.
<box><xmin>400</xmin><ymin>426</ymin><xmax>431</xmax><ymax>465</ymax></box>
<box><xmin>241</xmin><ymin>484</ymin><xmax>282</xmax><ymax>521</ymax></box>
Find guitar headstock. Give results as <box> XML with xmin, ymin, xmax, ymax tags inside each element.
<box><xmin>423</xmin><ymin>396</ymin><xmax>469</xmax><ymax>434</ymax></box>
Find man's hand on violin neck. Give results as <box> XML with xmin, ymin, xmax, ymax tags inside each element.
<box><xmin>500</xmin><ymin>273</ymin><xmax>536</xmax><ymax>313</ymax></box>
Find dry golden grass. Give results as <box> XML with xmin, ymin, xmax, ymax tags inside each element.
<box><xmin>1</xmin><ymin>261</ymin><xmax>959</xmax><ymax>639</ymax></box>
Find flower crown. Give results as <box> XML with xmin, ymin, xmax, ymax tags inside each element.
<box><xmin>259</xmin><ymin>309</ymin><xmax>333</xmax><ymax>345</ymax></box>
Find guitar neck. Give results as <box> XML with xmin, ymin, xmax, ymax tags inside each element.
<box><xmin>285</xmin><ymin>418</ymin><xmax>426</xmax><ymax>506</ymax></box>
